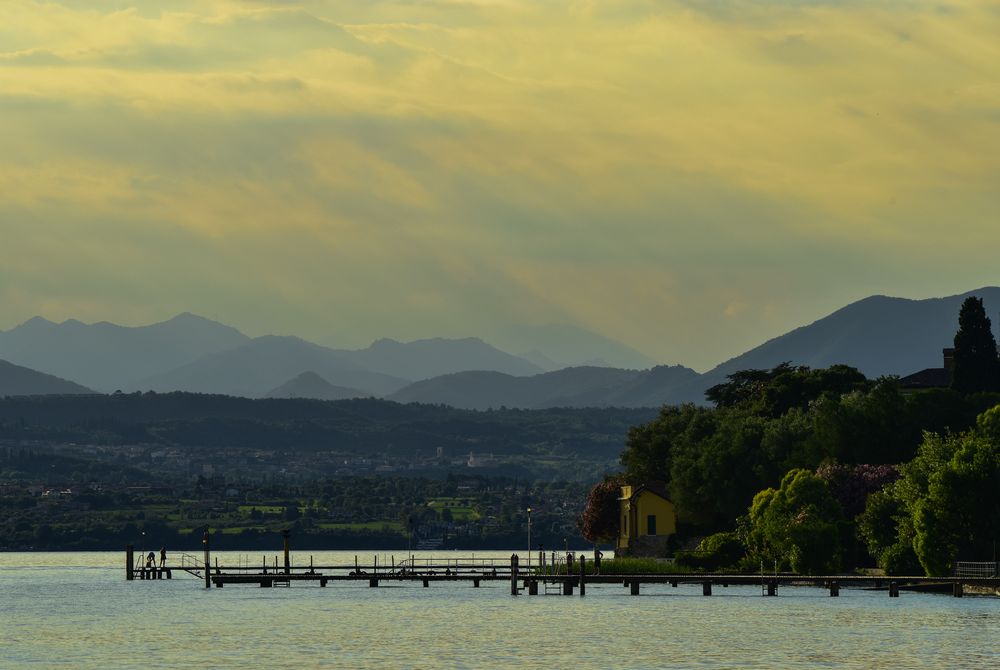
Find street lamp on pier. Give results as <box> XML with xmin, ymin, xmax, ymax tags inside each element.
<box><xmin>526</xmin><ymin>507</ymin><xmax>532</xmax><ymax>568</ymax></box>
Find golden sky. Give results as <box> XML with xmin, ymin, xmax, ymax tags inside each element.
<box><xmin>2</xmin><ymin>1</ymin><xmax>999</xmax><ymax>369</ymax></box>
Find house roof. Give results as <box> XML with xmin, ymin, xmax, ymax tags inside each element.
<box><xmin>627</xmin><ymin>481</ymin><xmax>671</xmax><ymax>503</ymax></box>
<box><xmin>899</xmin><ymin>367</ymin><xmax>951</xmax><ymax>390</ymax></box>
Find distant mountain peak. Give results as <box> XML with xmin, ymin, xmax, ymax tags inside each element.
<box><xmin>289</xmin><ymin>371</ymin><xmax>327</xmax><ymax>383</ymax></box>
<box><xmin>352</xmin><ymin>335</ymin><xmax>542</xmax><ymax>380</ymax></box>
<box><xmin>18</xmin><ymin>316</ymin><xmax>56</xmax><ymax>329</ymax></box>
<box><xmin>264</xmin><ymin>370</ymin><xmax>369</xmax><ymax>401</ymax></box>
<box><xmin>369</xmin><ymin>337</ymin><xmax>402</xmax><ymax>348</ymax></box>
<box><xmin>165</xmin><ymin>312</ymin><xmax>217</xmax><ymax>324</ymax></box>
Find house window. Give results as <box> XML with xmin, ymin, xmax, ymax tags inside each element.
<box><xmin>647</xmin><ymin>514</ymin><xmax>656</xmax><ymax>536</ymax></box>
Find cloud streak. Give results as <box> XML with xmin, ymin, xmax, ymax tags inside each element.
<box><xmin>1</xmin><ymin>1</ymin><xmax>999</xmax><ymax>368</ymax></box>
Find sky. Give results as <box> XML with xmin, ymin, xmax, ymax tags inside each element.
<box><xmin>2</xmin><ymin>0</ymin><xmax>999</xmax><ymax>371</ymax></box>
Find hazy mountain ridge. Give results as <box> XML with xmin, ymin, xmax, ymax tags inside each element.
<box><xmin>338</xmin><ymin>336</ymin><xmax>543</xmax><ymax>380</ymax></box>
<box><xmin>0</xmin><ymin>359</ymin><xmax>95</xmax><ymax>396</ymax></box>
<box><xmin>496</xmin><ymin>323</ymin><xmax>657</xmax><ymax>370</ymax></box>
<box><xmin>0</xmin><ymin>313</ymin><xmax>646</xmax><ymax>399</ymax></box>
<box><xmin>694</xmin><ymin>287</ymin><xmax>1000</xmax><ymax>397</ymax></box>
<box><xmin>0</xmin><ymin>313</ymin><xmax>249</xmax><ymax>391</ymax></box>
<box><xmin>134</xmin><ymin>335</ymin><xmax>408</xmax><ymax>397</ymax></box>
<box><xmin>387</xmin><ymin>365</ymin><xmax>699</xmax><ymax>410</ymax></box>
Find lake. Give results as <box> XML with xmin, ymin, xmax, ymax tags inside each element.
<box><xmin>1</xmin><ymin>551</ymin><xmax>997</xmax><ymax>669</ymax></box>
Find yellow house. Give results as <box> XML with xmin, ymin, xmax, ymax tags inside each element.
<box><xmin>617</xmin><ymin>483</ymin><xmax>677</xmax><ymax>556</ymax></box>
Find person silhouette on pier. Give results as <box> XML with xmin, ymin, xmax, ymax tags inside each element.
<box><xmin>146</xmin><ymin>551</ymin><xmax>156</xmax><ymax>569</ymax></box>
<box><xmin>159</xmin><ymin>547</ymin><xmax>167</xmax><ymax>568</ymax></box>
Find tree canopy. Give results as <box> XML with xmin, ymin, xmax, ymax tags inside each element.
<box><xmin>858</xmin><ymin>406</ymin><xmax>1000</xmax><ymax>575</ymax></box>
<box><xmin>744</xmin><ymin>468</ymin><xmax>844</xmax><ymax>574</ymax></box>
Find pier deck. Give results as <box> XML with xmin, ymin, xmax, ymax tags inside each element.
<box><xmin>124</xmin><ymin>541</ymin><xmax>999</xmax><ymax>597</ymax></box>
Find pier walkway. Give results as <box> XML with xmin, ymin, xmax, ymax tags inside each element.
<box><xmin>124</xmin><ymin>539</ymin><xmax>1000</xmax><ymax>598</ymax></box>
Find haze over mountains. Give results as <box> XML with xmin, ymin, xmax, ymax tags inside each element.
<box><xmin>1</xmin><ymin>287</ymin><xmax>998</xmax><ymax>407</ymax></box>
<box><xmin>0</xmin><ymin>314</ymin><xmax>644</xmax><ymax>399</ymax></box>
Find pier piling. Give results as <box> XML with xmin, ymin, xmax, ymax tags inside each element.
<box><xmin>126</xmin><ymin>544</ymin><xmax>134</xmax><ymax>581</ymax></box>
<box><xmin>282</xmin><ymin>530</ymin><xmax>291</xmax><ymax>575</ymax></box>
<box><xmin>510</xmin><ymin>554</ymin><xmax>518</xmax><ymax>596</ymax></box>
<box><xmin>202</xmin><ymin>530</ymin><xmax>211</xmax><ymax>590</ymax></box>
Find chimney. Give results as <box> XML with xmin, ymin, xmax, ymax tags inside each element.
<box><xmin>943</xmin><ymin>348</ymin><xmax>955</xmax><ymax>371</ymax></box>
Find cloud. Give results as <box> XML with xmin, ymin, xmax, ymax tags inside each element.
<box><xmin>1</xmin><ymin>1</ymin><xmax>999</xmax><ymax>367</ymax></box>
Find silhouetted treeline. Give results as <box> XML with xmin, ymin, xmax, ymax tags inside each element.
<box><xmin>0</xmin><ymin>393</ymin><xmax>657</xmax><ymax>457</ymax></box>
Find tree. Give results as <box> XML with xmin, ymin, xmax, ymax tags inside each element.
<box><xmin>815</xmin><ymin>463</ymin><xmax>899</xmax><ymax>518</ymax></box>
<box><xmin>578</xmin><ymin>476</ymin><xmax>625</xmax><ymax>544</ymax></box>
<box><xmin>858</xmin><ymin>404</ymin><xmax>1000</xmax><ymax>576</ymax></box>
<box><xmin>745</xmin><ymin>469</ymin><xmax>844</xmax><ymax>573</ymax></box>
<box><xmin>912</xmin><ymin>410</ymin><xmax>1000</xmax><ymax>575</ymax></box>
<box><xmin>706</xmin><ymin>363</ymin><xmax>867</xmax><ymax>417</ymax></box>
<box><xmin>952</xmin><ymin>296</ymin><xmax>1000</xmax><ymax>394</ymax></box>
<box><xmin>857</xmin><ymin>489</ymin><xmax>921</xmax><ymax>575</ymax></box>
<box><xmin>620</xmin><ymin>404</ymin><xmax>711</xmax><ymax>484</ymax></box>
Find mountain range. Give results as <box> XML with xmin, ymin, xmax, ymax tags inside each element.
<box><xmin>1</xmin><ymin>287</ymin><xmax>998</xmax><ymax>407</ymax></box>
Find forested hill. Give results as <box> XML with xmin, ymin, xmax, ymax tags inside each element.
<box><xmin>0</xmin><ymin>359</ymin><xmax>94</xmax><ymax>396</ymax></box>
<box><xmin>0</xmin><ymin>393</ymin><xmax>657</xmax><ymax>458</ymax></box>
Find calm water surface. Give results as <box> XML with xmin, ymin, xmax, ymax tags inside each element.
<box><xmin>1</xmin><ymin>551</ymin><xmax>997</xmax><ymax>669</ymax></box>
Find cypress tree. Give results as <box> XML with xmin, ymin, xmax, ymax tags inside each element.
<box><xmin>951</xmin><ymin>296</ymin><xmax>1000</xmax><ymax>393</ymax></box>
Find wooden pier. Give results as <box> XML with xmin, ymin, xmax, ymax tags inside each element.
<box><xmin>126</xmin><ymin>539</ymin><xmax>1000</xmax><ymax>598</ymax></box>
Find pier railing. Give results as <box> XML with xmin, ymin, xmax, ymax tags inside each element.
<box><xmin>178</xmin><ymin>552</ymin><xmax>205</xmax><ymax>577</ymax></box>
<box><xmin>397</xmin><ymin>557</ymin><xmax>509</xmax><ymax>572</ymax></box>
<box><xmin>954</xmin><ymin>561</ymin><xmax>999</xmax><ymax>578</ymax></box>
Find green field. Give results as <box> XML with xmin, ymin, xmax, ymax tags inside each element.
<box><xmin>426</xmin><ymin>498</ymin><xmax>480</xmax><ymax>521</ymax></box>
<box><xmin>317</xmin><ymin>521</ymin><xmax>405</xmax><ymax>533</ymax></box>
<box><xmin>238</xmin><ymin>505</ymin><xmax>285</xmax><ymax>514</ymax></box>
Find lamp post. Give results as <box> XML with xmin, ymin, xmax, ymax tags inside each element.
<box><xmin>526</xmin><ymin>507</ymin><xmax>532</xmax><ymax>568</ymax></box>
